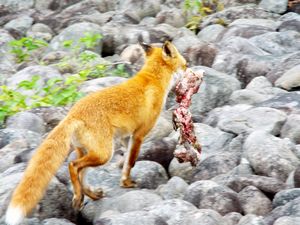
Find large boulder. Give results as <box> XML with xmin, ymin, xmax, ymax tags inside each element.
<box><xmin>266</xmin><ymin>51</ymin><xmax>300</xmax><ymax>84</ymax></box>
<box><xmin>249</xmin><ymin>31</ymin><xmax>300</xmax><ymax>55</ymax></box>
<box><xmin>273</xmin><ymin>188</ymin><xmax>300</xmax><ymax>208</ymax></box>
<box><xmin>264</xmin><ymin>197</ymin><xmax>300</xmax><ymax>225</ymax></box>
<box><xmin>281</xmin><ymin>113</ymin><xmax>300</xmax><ymax>144</ymax></box>
<box><xmin>187</xmin><ymin>66</ymin><xmax>240</xmax><ymax>116</ymax></box>
<box><xmin>200</xmin><ymin>4</ymin><xmax>279</xmax><ymax>29</ymax></box>
<box><xmin>6</xmin><ymin>112</ymin><xmax>46</xmax><ymax>134</ymax></box>
<box><xmin>238</xmin><ymin>185</ymin><xmax>272</xmax><ymax>216</ymax></box>
<box><xmin>191</xmin><ymin>153</ymin><xmax>240</xmax><ymax>181</ymax></box>
<box><xmin>131</xmin><ymin>161</ymin><xmax>169</xmax><ymax>189</ymax></box>
<box><xmin>218</xmin><ymin>107</ymin><xmax>287</xmax><ymax>135</ymax></box>
<box><xmin>275</xmin><ymin>65</ymin><xmax>300</xmax><ymax>90</ymax></box>
<box><xmin>184</xmin><ymin>180</ymin><xmax>242</xmax><ymax>215</ymax></box>
<box><xmin>49</xmin><ymin>22</ymin><xmax>103</xmax><ymax>53</ymax></box>
<box><xmin>156</xmin><ymin>176</ymin><xmax>188</xmax><ymax>200</ymax></box>
<box><xmin>259</xmin><ymin>0</ymin><xmax>288</xmax><ymax>14</ymax></box>
<box><xmin>244</xmin><ymin>131</ymin><xmax>299</xmax><ymax>181</ymax></box>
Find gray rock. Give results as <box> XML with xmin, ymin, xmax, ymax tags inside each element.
<box><xmin>95</xmin><ymin>211</ymin><xmax>166</xmax><ymax>225</ymax></box>
<box><xmin>256</xmin><ymin>91</ymin><xmax>300</xmax><ymax>114</ymax></box>
<box><xmin>189</xmin><ymin>66</ymin><xmax>241</xmax><ymax>116</ymax></box>
<box><xmin>145</xmin><ymin>199</ymin><xmax>198</xmax><ymax>225</ymax></box>
<box><xmin>220</xmin><ymin>25</ymin><xmax>273</xmax><ymax>41</ymax></box>
<box><xmin>223</xmin><ymin>175</ymin><xmax>287</xmax><ymax>194</ymax></box>
<box><xmin>212</xmin><ymin>37</ymin><xmax>275</xmax><ymax>86</ymax></box>
<box><xmin>279</xmin><ymin>12</ymin><xmax>300</xmax><ymax>22</ymax></box>
<box><xmin>238</xmin><ymin>186</ymin><xmax>272</xmax><ymax>216</ymax></box>
<box><xmin>204</xmin><ymin>104</ymin><xmax>252</xmax><ymax>127</ymax></box>
<box><xmin>249</xmin><ymin>31</ymin><xmax>300</xmax><ymax>55</ymax></box>
<box><xmin>200</xmin><ymin>5</ymin><xmax>279</xmax><ymax>28</ymax></box>
<box><xmin>42</xmin><ymin>218</ymin><xmax>75</xmax><ymax>225</ymax></box>
<box><xmin>273</xmin><ymin>216</ymin><xmax>300</xmax><ymax>225</ymax></box>
<box><xmin>281</xmin><ymin>114</ymin><xmax>300</xmax><ymax>144</ymax></box>
<box><xmin>83</xmin><ymin>163</ymin><xmax>127</xmax><ymax>198</ymax></box>
<box><xmin>118</xmin><ymin>0</ymin><xmax>161</xmax><ymax>22</ymax></box>
<box><xmin>0</xmin><ymin>164</ymin><xmax>25</xmax><ymax>217</ymax></box>
<box><xmin>120</xmin><ymin>44</ymin><xmax>145</xmax><ymax>73</ymax></box>
<box><xmin>278</xmin><ymin>12</ymin><xmax>300</xmax><ymax>32</ymax></box>
<box><xmin>0</xmin><ymin>29</ymin><xmax>16</xmax><ymax>82</ymax></box>
<box><xmin>168</xmin><ymin>157</ymin><xmax>196</xmax><ymax>182</ymax></box>
<box><xmin>266</xmin><ymin>52</ymin><xmax>300</xmax><ymax>84</ymax></box>
<box><xmin>49</xmin><ymin>22</ymin><xmax>103</xmax><ymax>53</ymax></box>
<box><xmin>6</xmin><ymin>66</ymin><xmax>62</xmax><ymax>96</ymax></box>
<box><xmin>246</xmin><ymin>76</ymin><xmax>272</xmax><ymax>90</ymax></box>
<box><xmin>0</xmin><ymin>128</ymin><xmax>42</xmax><ymax>149</ymax></box>
<box><xmin>192</xmin><ymin>123</ymin><xmax>234</xmax><ymax>160</ymax></box>
<box><xmin>131</xmin><ymin>161</ymin><xmax>168</xmax><ymax>189</ymax></box>
<box><xmin>6</xmin><ymin>112</ymin><xmax>46</xmax><ymax>134</ymax></box>
<box><xmin>264</xmin><ymin>197</ymin><xmax>300</xmax><ymax>225</ymax></box>
<box><xmin>229</xmin><ymin>89</ymin><xmax>272</xmax><ymax>105</ymax></box>
<box><xmin>275</xmin><ymin>65</ymin><xmax>300</xmax><ymax>90</ymax></box>
<box><xmin>229</xmin><ymin>19</ymin><xmax>279</xmax><ymax>30</ymax></box>
<box><xmin>144</xmin><ymin>112</ymin><xmax>174</xmax><ymax>143</ymax></box>
<box><xmin>173</xmin><ymin>38</ymin><xmax>218</xmax><ymax>67</ymax></box>
<box><xmin>197</xmin><ymin>24</ymin><xmax>225</xmax><ymax>43</ymax></box>
<box><xmin>238</xmin><ymin>214</ymin><xmax>266</xmax><ymax>225</ymax></box>
<box><xmin>109</xmin><ymin>190</ymin><xmax>162</xmax><ymax>213</ymax></box>
<box><xmin>244</xmin><ymin>131</ymin><xmax>299</xmax><ymax>181</ymax></box>
<box><xmin>191</xmin><ymin>153</ymin><xmax>240</xmax><ymax>182</ymax></box>
<box><xmin>223</xmin><ymin>212</ymin><xmax>243</xmax><ymax>225</ymax></box>
<box><xmin>259</xmin><ymin>0</ymin><xmax>288</xmax><ymax>14</ymax></box>
<box><xmin>28</xmin><ymin>107</ymin><xmax>68</xmax><ymax>132</ymax></box>
<box><xmin>218</xmin><ymin>107</ymin><xmax>287</xmax><ymax>135</ymax></box>
<box><xmin>273</xmin><ymin>188</ymin><xmax>300</xmax><ymax>208</ymax></box>
<box><xmin>138</xmin><ymin>137</ymin><xmax>176</xmax><ymax>169</ymax></box>
<box><xmin>212</xmin><ymin>158</ymin><xmax>254</xmax><ymax>185</ymax></box>
<box><xmin>27</xmin><ymin>23</ymin><xmax>53</xmax><ymax>41</ymax></box>
<box><xmin>156</xmin><ymin>176</ymin><xmax>188</xmax><ymax>200</ymax></box>
<box><xmin>33</xmin><ymin>177</ymin><xmax>75</xmax><ymax>221</ymax></box>
<box><xmin>183</xmin><ymin>209</ymin><xmax>227</xmax><ymax>225</ymax></box>
<box><xmin>155</xmin><ymin>8</ymin><xmax>187</xmax><ymax>28</ymax></box>
<box><xmin>246</xmin><ymin>76</ymin><xmax>286</xmax><ymax>97</ymax></box>
<box><xmin>172</xmin><ymin>35</ymin><xmax>202</xmax><ymax>55</ymax></box>
<box><xmin>184</xmin><ymin>180</ymin><xmax>242</xmax><ymax>215</ymax></box>
<box><xmin>0</xmin><ymin>0</ymin><xmax>34</xmax><ymax>12</ymax></box>
<box><xmin>90</xmin><ymin>190</ymin><xmax>162</xmax><ymax>220</ymax></box>
<box><xmin>80</xmin><ymin>76</ymin><xmax>127</xmax><ymax>94</ymax></box>
<box><xmin>0</xmin><ymin>216</ymin><xmax>40</xmax><ymax>225</ymax></box>
<box><xmin>4</xmin><ymin>15</ymin><xmax>33</xmax><ymax>37</ymax></box>
<box><xmin>0</xmin><ymin>164</ymin><xmax>74</xmax><ymax>221</ymax></box>
<box><xmin>0</xmin><ymin>129</ymin><xmax>42</xmax><ymax>172</ymax></box>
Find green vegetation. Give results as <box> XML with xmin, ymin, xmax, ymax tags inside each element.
<box><xmin>0</xmin><ymin>33</ymin><xmax>129</xmax><ymax>126</ymax></box>
<box><xmin>9</xmin><ymin>37</ymin><xmax>48</xmax><ymax>63</ymax></box>
<box><xmin>184</xmin><ymin>0</ymin><xmax>224</xmax><ymax>33</ymax></box>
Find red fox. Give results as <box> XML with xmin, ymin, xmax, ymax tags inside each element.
<box><xmin>5</xmin><ymin>41</ymin><xmax>187</xmax><ymax>225</ymax></box>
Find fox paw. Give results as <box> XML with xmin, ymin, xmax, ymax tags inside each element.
<box><xmin>72</xmin><ymin>194</ymin><xmax>84</xmax><ymax>211</ymax></box>
<box><xmin>84</xmin><ymin>187</ymin><xmax>104</xmax><ymax>200</ymax></box>
<box><xmin>120</xmin><ymin>178</ymin><xmax>137</xmax><ymax>188</ymax></box>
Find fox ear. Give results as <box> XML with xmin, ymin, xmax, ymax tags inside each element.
<box><xmin>139</xmin><ymin>42</ymin><xmax>152</xmax><ymax>55</ymax></box>
<box><xmin>162</xmin><ymin>41</ymin><xmax>177</xmax><ymax>60</ymax></box>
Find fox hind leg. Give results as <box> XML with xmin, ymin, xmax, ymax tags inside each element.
<box><xmin>75</xmin><ymin>147</ymin><xmax>104</xmax><ymax>201</ymax></box>
<box><xmin>69</xmin><ymin>136</ymin><xmax>112</xmax><ymax>210</ymax></box>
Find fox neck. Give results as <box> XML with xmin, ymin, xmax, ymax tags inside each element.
<box><xmin>138</xmin><ymin>59</ymin><xmax>176</xmax><ymax>89</ymax></box>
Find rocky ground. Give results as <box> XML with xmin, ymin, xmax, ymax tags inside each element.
<box><xmin>0</xmin><ymin>0</ymin><xmax>300</xmax><ymax>225</ymax></box>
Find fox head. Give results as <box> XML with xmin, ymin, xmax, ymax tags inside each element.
<box><xmin>140</xmin><ymin>41</ymin><xmax>187</xmax><ymax>72</ymax></box>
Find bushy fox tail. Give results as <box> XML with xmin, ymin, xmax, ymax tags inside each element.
<box><xmin>5</xmin><ymin>118</ymin><xmax>81</xmax><ymax>225</ymax></box>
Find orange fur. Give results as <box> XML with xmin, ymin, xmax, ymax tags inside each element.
<box><xmin>6</xmin><ymin>41</ymin><xmax>187</xmax><ymax>224</ymax></box>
